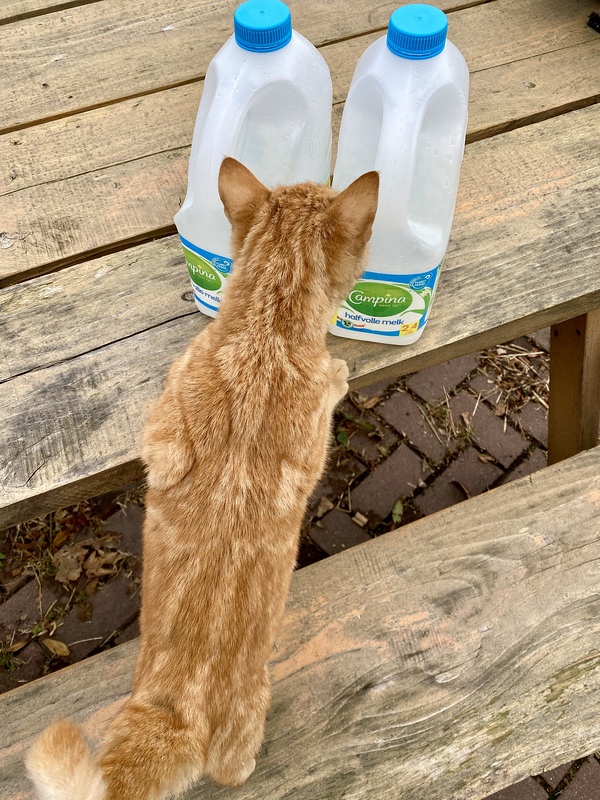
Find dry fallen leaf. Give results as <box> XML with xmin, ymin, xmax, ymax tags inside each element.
<box><xmin>52</xmin><ymin>543</ymin><xmax>88</xmax><ymax>583</ymax></box>
<box><xmin>494</xmin><ymin>403</ymin><xmax>506</xmax><ymax>416</ymax></box>
<box><xmin>52</xmin><ymin>529</ymin><xmax>71</xmax><ymax>549</ymax></box>
<box><xmin>352</xmin><ymin>392</ymin><xmax>368</xmax><ymax>405</ymax></box>
<box><xmin>42</xmin><ymin>639</ymin><xmax>70</xmax><ymax>657</ymax></box>
<box><xmin>85</xmin><ymin>577</ymin><xmax>100</xmax><ymax>596</ymax></box>
<box><xmin>314</xmin><ymin>497</ymin><xmax>334</xmax><ymax>518</ymax></box>
<box><xmin>460</xmin><ymin>412</ymin><xmax>471</xmax><ymax>427</ymax></box>
<box><xmin>451</xmin><ymin>480</ymin><xmax>472</xmax><ymax>499</ymax></box>
<box><xmin>7</xmin><ymin>640</ymin><xmax>29</xmax><ymax>653</ymax></box>
<box><xmin>362</xmin><ymin>395</ymin><xmax>381</xmax><ymax>410</ymax></box>
<box><xmin>478</xmin><ymin>453</ymin><xmax>495</xmax><ymax>463</ymax></box>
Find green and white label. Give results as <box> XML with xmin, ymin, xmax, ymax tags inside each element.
<box><xmin>333</xmin><ymin>266</ymin><xmax>440</xmax><ymax>338</ymax></box>
<box><xmin>179</xmin><ymin>237</ymin><xmax>232</xmax><ymax>313</ymax></box>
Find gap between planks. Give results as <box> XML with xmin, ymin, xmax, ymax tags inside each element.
<box><xmin>2</xmin><ymin>0</ymin><xmax>598</xmax><ymax>286</ymax></box>
<box><xmin>0</xmin><ymin>0</ymin><xmax>104</xmax><ymax>27</ymax></box>
<box><xmin>0</xmin><ymin>0</ymin><xmax>497</xmax><ymax>28</ymax></box>
<box><xmin>0</xmin><ymin>0</ymin><xmax>497</xmax><ymax>136</ymax></box>
<box><xmin>0</xmin><ymin>226</ymin><xmax>177</xmax><ymax>289</ymax></box>
<box><xmin>466</xmin><ymin>94</ymin><xmax>600</xmax><ymax>144</ymax></box>
<box><xmin>3</xmin><ymin>90</ymin><xmax>599</xmax><ymax>288</ymax></box>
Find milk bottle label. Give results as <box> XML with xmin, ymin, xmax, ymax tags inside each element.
<box><xmin>180</xmin><ymin>237</ymin><xmax>232</xmax><ymax>314</ymax></box>
<box><xmin>332</xmin><ymin>264</ymin><xmax>441</xmax><ymax>338</ymax></box>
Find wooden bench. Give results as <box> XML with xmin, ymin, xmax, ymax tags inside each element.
<box><xmin>1</xmin><ymin>0</ymin><xmax>600</xmax><ymax>796</ymax></box>
<box><xmin>2</xmin><ymin>446</ymin><xmax>600</xmax><ymax>799</ymax></box>
<box><xmin>1</xmin><ymin>0</ymin><xmax>600</xmax><ymax>530</ymax></box>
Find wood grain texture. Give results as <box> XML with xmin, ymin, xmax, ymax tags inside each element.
<box><xmin>548</xmin><ymin>311</ymin><xmax>600</xmax><ymax>464</ymax></box>
<box><xmin>326</xmin><ymin>0</ymin><xmax>600</xmax><ymax>103</ymax></box>
<box><xmin>0</xmin><ymin>84</ymin><xmax>198</xmax><ymax>196</ymax></box>
<box><xmin>2</xmin><ymin>102</ymin><xmax>600</xmax><ymax>528</ymax></box>
<box><xmin>2</xmin><ymin>446</ymin><xmax>600</xmax><ymax>799</ymax></box>
<box><xmin>0</xmin><ymin>0</ymin><xmax>475</xmax><ymax>134</ymax></box>
<box><xmin>0</xmin><ymin>0</ymin><xmax>103</xmax><ymax>25</ymax></box>
<box><xmin>4</xmin><ymin>0</ymin><xmax>596</xmax><ymax>196</ymax></box>
<box><xmin>467</xmin><ymin>40</ymin><xmax>600</xmax><ymax>142</ymax></box>
<box><xmin>2</xmin><ymin>0</ymin><xmax>599</xmax><ymax>284</ymax></box>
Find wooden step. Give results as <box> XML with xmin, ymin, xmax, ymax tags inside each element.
<box><xmin>2</xmin><ymin>102</ymin><xmax>600</xmax><ymax>530</ymax></box>
<box><xmin>2</xmin><ymin>446</ymin><xmax>600</xmax><ymax>799</ymax></box>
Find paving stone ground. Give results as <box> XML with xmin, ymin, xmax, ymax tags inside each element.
<box><xmin>2</xmin><ymin>328</ymin><xmax>599</xmax><ymax>798</ymax></box>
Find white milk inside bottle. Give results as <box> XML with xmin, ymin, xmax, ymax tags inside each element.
<box><xmin>174</xmin><ymin>0</ymin><xmax>332</xmax><ymax>317</ymax></box>
<box><xmin>331</xmin><ymin>4</ymin><xmax>469</xmax><ymax>345</ymax></box>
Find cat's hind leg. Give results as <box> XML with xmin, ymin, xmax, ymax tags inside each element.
<box><xmin>205</xmin><ymin>685</ymin><xmax>269</xmax><ymax>787</ymax></box>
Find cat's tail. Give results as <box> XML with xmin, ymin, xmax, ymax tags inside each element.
<box><xmin>27</xmin><ymin>703</ymin><xmax>203</xmax><ymax>800</ymax></box>
<box><xmin>26</xmin><ymin>719</ymin><xmax>105</xmax><ymax>800</ymax></box>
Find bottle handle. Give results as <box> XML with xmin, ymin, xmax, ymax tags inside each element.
<box><xmin>377</xmin><ymin>102</ymin><xmax>425</xmax><ymax>240</ymax></box>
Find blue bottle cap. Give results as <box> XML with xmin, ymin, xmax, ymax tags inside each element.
<box><xmin>387</xmin><ymin>4</ymin><xmax>448</xmax><ymax>59</ymax></box>
<box><xmin>234</xmin><ymin>0</ymin><xmax>292</xmax><ymax>53</ymax></box>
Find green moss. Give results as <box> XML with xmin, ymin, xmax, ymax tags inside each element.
<box><xmin>546</xmin><ymin>650</ymin><xmax>600</xmax><ymax>704</ymax></box>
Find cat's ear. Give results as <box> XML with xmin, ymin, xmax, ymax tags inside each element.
<box><xmin>218</xmin><ymin>157</ymin><xmax>269</xmax><ymax>231</ymax></box>
<box><xmin>329</xmin><ymin>171</ymin><xmax>379</xmax><ymax>248</ymax></box>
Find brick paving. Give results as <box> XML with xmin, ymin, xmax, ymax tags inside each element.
<box><xmin>415</xmin><ymin>446</ymin><xmax>503</xmax><ymax>515</ymax></box>
<box><xmin>448</xmin><ymin>391</ymin><xmax>527</xmax><ymax>468</ymax></box>
<box><xmin>2</xmin><ymin>328</ymin><xmax>599</xmax><ymax>798</ymax></box>
<box><xmin>378</xmin><ymin>389</ymin><xmax>449</xmax><ymax>464</ymax></box>
<box><xmin>351</xmin><ymin>442</ymin><xmax>430</xmax><ymax>524</ymax></box>
<box><xmin>406</xmin><ymin>352</ymin><xmax>480</xmax><ymax>404</ymax></box>
<box><xmin>514</xmin><ymin>400</ymin><xmax>549</xmax><ymax>448</ymax></box>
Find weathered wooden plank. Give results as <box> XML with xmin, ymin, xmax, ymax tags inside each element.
<box><xmin>1</xmin><ymin>103</ymin><xmax>600</xmax><ymax>528</ymax></box>
<box><xmin>0</xmin><ymin>0</ymin><xmax>102</xmax><ymax>26</ymax></box>
<box><xmin>548</xmin><ymin>311</ymin><xmax>600</xmax><ymax>464</ymax></box>
<box><xmin>467</xmin><ymin>40</ymin><xmax>600</xmax><ymax>142</ymax></box>
<box><xmin>327</xmin><ymin>0</ymin><xmax>600</xmax><ymax>103</ymax></box>
<box><xmin>2</xmin><ymin>102</ymin><xmax>599</xmax><ymax>381</ymax></box>
<box><xmin>0</xmin><ymin>84</ymin><xmax>198</xmax><ymax>197</ymax></box>
<box><xmin>0</xmin><ymin>236</ymin><xmax>191</xmax><ymax>382</ymax></box>
<box><xmin>5</xmin><ymin>0</ymin><xmax>597</xmax><ymax>199</ymax></box>
<box><xmin>0</xmin><ymin>146</ymin><xmax>187</xmax><ymax>279</ymax></box>
<box><xmin>0</xmin><ymin>0</ymin><xmax>487</xmax><ymax>135</ymax></box>
<box><xmin>2</xmin><ymin>446</ymin><xmax>600</xmax><ymax>799</ymax></box>
<box><xmin>3</xmin><ymin>35</ymin><xmax>600</xmax><ymax>286</ymax></box>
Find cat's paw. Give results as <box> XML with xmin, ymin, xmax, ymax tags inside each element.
<box><xmin>331</xmin><ymin>358</ymin><xmax>349</xmax><ymax>383</ymax></box>
<box><xmin>211</xmin><ymin>757</ymin><xmax>256</xmax><ymax>787</ymax></box>
<box><xmin>329</xmin><ymin>358</ymin><xmax>350</xmax><ymax>407</ymax></box>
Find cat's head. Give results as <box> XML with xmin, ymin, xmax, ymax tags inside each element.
<box><xmin>218</xmin><ymin>158</ymin><xmax>379</xmax><ymax>322</ymax></box>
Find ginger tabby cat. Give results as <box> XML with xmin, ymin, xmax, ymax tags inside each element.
<box><xmin>27</xmin><ymin>157</ymin><xmax>379</xmax><ymax>800</ymax></box>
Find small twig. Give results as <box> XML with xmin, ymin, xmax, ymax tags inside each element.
<box><xmin>532</xmin><ymin>391</ymin><xmax>549</xmax><ymax>410</ymax></box>
<box><xmin>67</xmin><ymin>637</ymin><xmax>103</xmax><ymax>647</ymax></box>
<box><xmin>30</xmin><ymin>567</ymin><xmax>44</xmax><ymax>620</ymax></box>
<box><xmin>43</xmin><ymin>600</ymin><xmax>57</xmax><ymax>621</ymax></box>
<box><xmin>418</xmin><ymin>405</ymin><xmax>444</xmax><ymax>444</ymax></box>
<box><xmin>66</xmin><ymin>585</ymin><xmax>78</xmax><ymax>610</ymax></box>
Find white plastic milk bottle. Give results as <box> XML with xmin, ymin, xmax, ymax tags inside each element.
<box><xmin>331</xmin><ymin>4</ymin><xmax>469</xmax><ymax>345</ymax></box>
<box><xmin>174</xmin><ymin>0</ymin><xmax>332</xmax><ymax>317</ymax></box>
